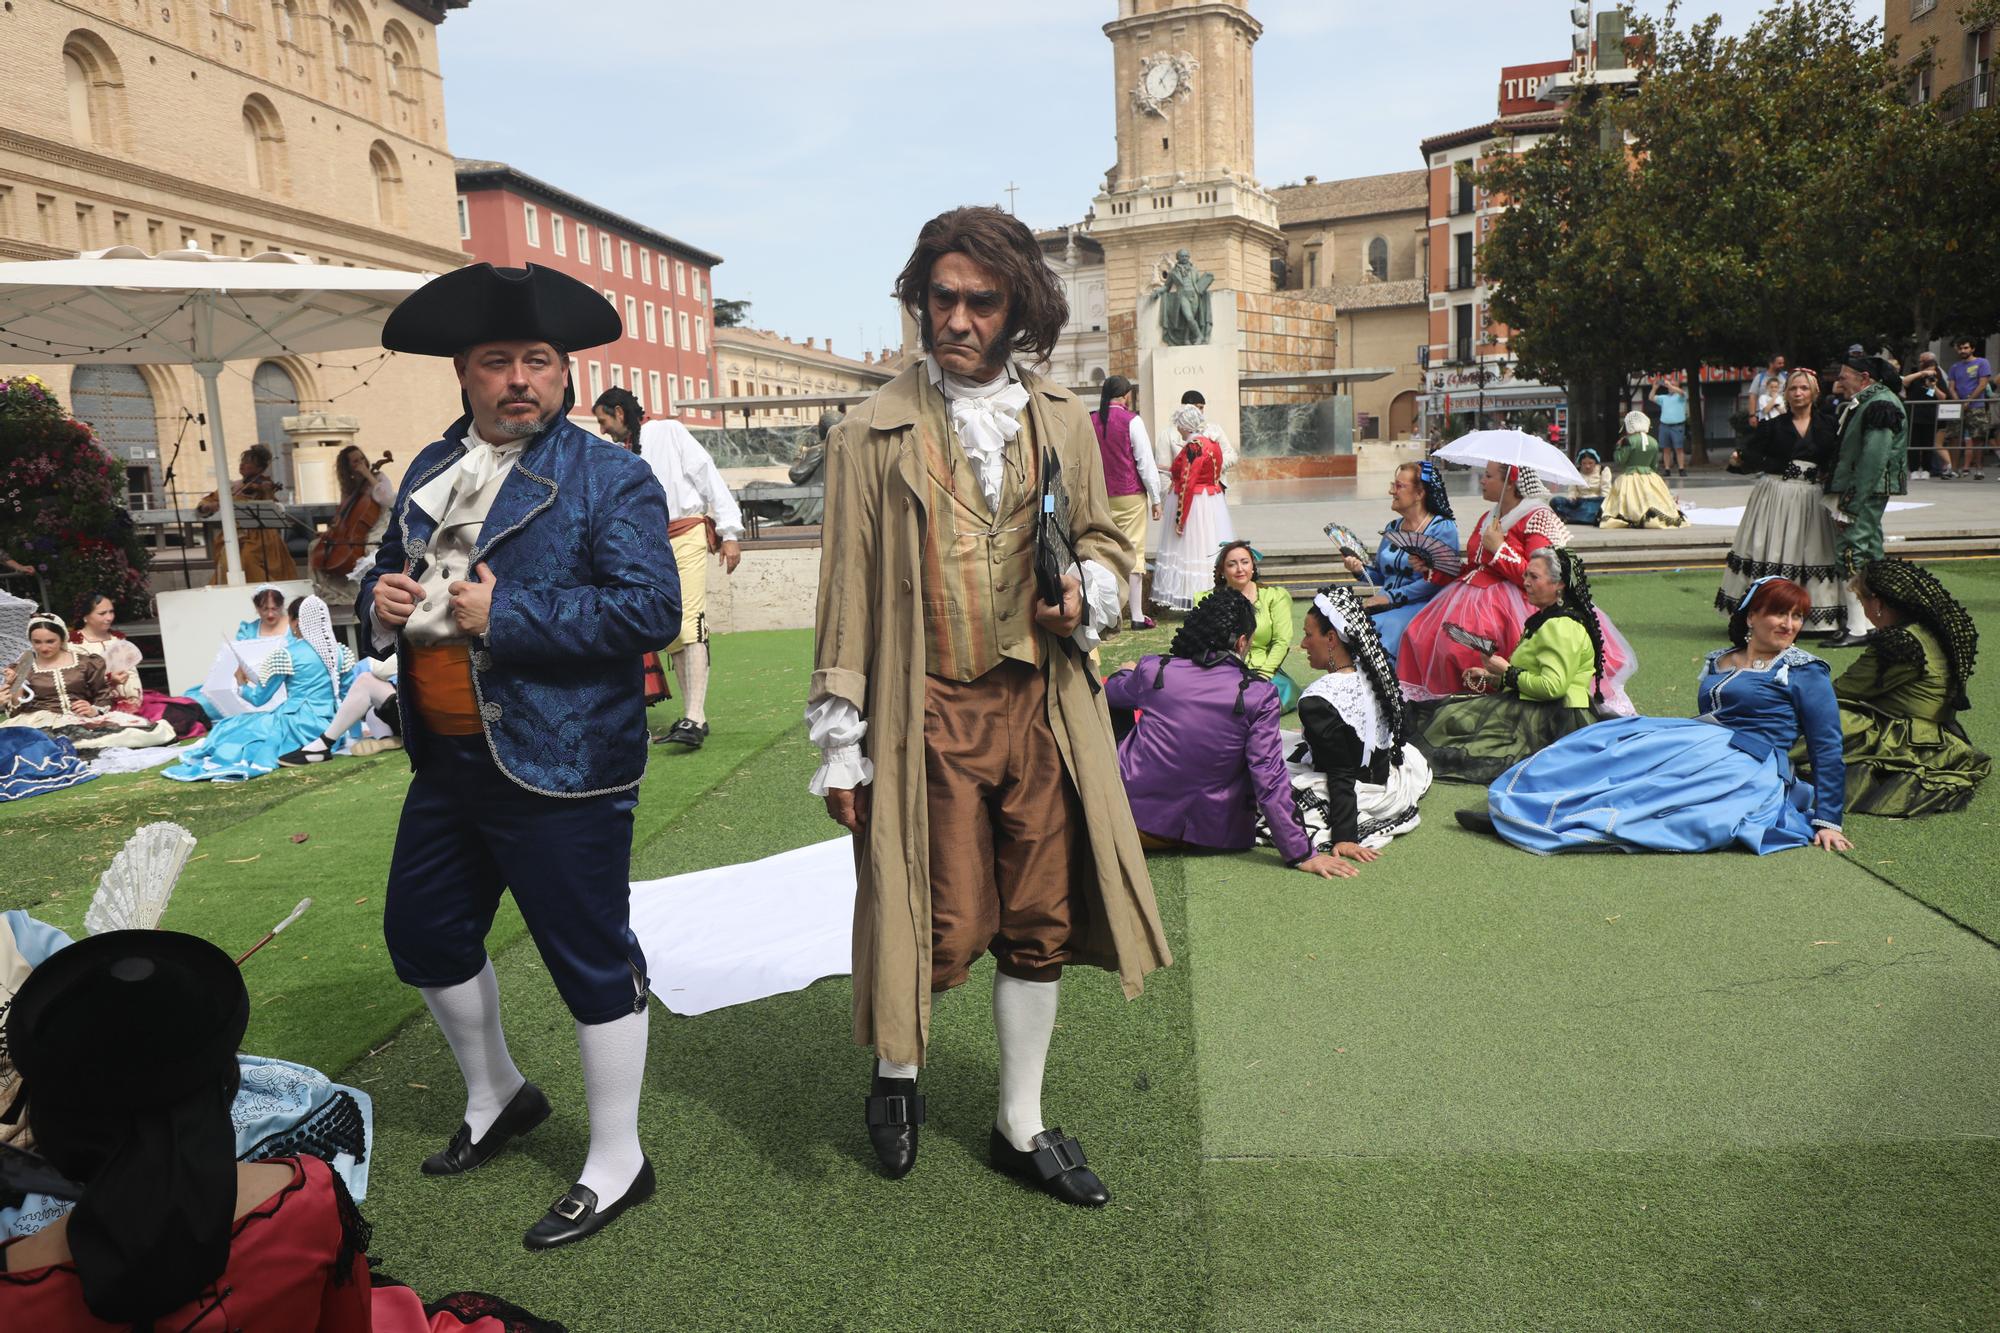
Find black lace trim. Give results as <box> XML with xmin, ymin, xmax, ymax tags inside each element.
<box><xmin>326</xmin><ymin>1165</ymin><xmax>372</xmax><ymax>1289</ymax></box>
<box><xmin>1721</xmin><ymin>552</ymin><xmax>1843</xmax><ymax>582</ymax></box>
<box><xmin>238</xmin><ymin>1091</ymin><xmax>368</xmax><ymax>1170</ymax></box>
<box><xmin>1869</xmin><ymin>625</ymin><xmax>1926</xmax><ymax>668</ymax></box>
<box><xmin>1779</xmin><ymin>462</ymin><xmax>1823</xmax><ymax>482</ymax></box>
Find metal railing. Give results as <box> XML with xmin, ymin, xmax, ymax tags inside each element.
<box><xmin>1939</xmin><ymin>71</ymin><xmax>1993</xmax><ymax>123</ymax></box>
<box><xmin>1445</xmin><ymin>263</ymin><xmax>1476</xmax><ymax>292</ymax></box>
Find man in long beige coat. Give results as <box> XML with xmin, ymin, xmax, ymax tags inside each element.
<box><xmin>807</xmin><ymin>206</ymin><xmax>1171</xmax><ymax>1208</ymax></box>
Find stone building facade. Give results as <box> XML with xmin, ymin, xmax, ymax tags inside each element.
<box><xmin>1887</xmin><ymin>0</ymin><xmax>1994</xmax><ymax>116</ymax></box>
<box><xmin>455</xmin><ymin>158</ymin><xmax>721</xmax><ymax>430</ymax></box>
<box><xmin>710</xmin><ymin>326</ymin><xmax>898</xmax><ymax>429</ymax></box>
<box><xmin>0</xmin><ymin>0</ymin><xmax>474</xmax><ymax>508</ymax></box>
<box><xmin>1272</xmin><ymin>169</ymin><xmax>1428</xmax><ymax>439</ymax></box>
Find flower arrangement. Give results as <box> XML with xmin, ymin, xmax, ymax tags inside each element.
<box><xmin>0</xmin><ymin>375</ymin><xmax>152</xmax><ymax>619</ymax></box>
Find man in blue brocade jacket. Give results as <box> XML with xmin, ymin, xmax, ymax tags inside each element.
<box><xmin>358</xmin><ymin>263</ymin><xmax>678</xmax><ymax>1250</ymax></box>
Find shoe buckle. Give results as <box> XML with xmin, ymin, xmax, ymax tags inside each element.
<box><xmin>553</xmin><ymin>1192</ymin><xmax>588</xmax><ymax>1222</ymax></box>
<box><xmin>871</xmin><ymin>1094</ymin><xmax>911</xmax><ymax>1126</ymax></box>
<box><xmin>1037</xmin><ymin>1135</ymin><xmax>1084</xmax><ymax>1177</ymax></box>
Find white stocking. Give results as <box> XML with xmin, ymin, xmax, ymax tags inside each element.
<box><xmin>326</xmin><ymin>674</ymin><xmax>396</xmax><ymax>740</ymax></box>
<box><xmin>875</xmin><ymin>1056</ymin><xmax>918</xmax><ymax>1081</ymax></box>
<box><xmin>672</xmin><ymin>640</ymin><xmax>712</xmax><ymax>725</ymax></box>
<box><xmin>993</xmin><ymin>972</ymin><xmax>1059</xmax><ymax>1151</ymax></box>
<box><xmin>1844</xmin><ymin>584</ymin><xmax>1875</xmax><ymax>636</ymax></box>
<box><xmin>421</xmin><ymin>960</ymin><xmax>524</xmax><ymax>1139</ymax></box>
<box><xmin>575</xmin><ymin>1008</ymin><xmax>649</xmax><ymax>1200</ymax></box>
<box><xmin>1127</xmin><ymin>570</ymin><xmax>1146</xmax><ymax>624</ymax></box>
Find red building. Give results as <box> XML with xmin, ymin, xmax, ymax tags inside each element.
<box><xmin>454</xmin><ymin>158</ymin><xmax>722</xmax><ymax>427</ymax></box>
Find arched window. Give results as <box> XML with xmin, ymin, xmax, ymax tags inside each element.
<box><xmin>380</xmin><ymin>20</ymin><xmax>425</xmax><ymax>127</ymax></box>
<box><xmin>71</xmin><ymin>365</ymin><xmax>160</xmax><ymax>505</ymax></box>
<box><xmin>61</xmin><ymin>32</ymin><xmax>127</xmax><ymax>150</ymax></box>
<box><xmin>241</xmin><ymin>95</ymin><xmax>285</xmax><ymax>194</ymax></box>
<box><xmin>1367</xmin><ymin>236</ymin><xmax>1389</xmax><ymax>281</ymax></box>
<box><xmin>252</xmin><ymin>361</ymin><xmax>300</xmax><ymax>493</ymax></box>
<box><xmin>64</xmin><ymin>52</ymin><xmax>92</xmax><ymax>144</ymax></box>
<box><xmin>368</xmin><ymin>141</ymin><xmax>402</xmax><ymax>226</ymax></box>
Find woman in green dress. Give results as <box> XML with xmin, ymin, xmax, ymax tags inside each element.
<box><xmin>1414</xmin><ymin>547</ymin><xmax>1610</xmax><ymax>784</ymax></box>
<box><xmin>1601</xmin><ymin>411</ymin><xmax>1688</xmax><ymax>529</ymax></box>
<box><xmin>1196</xmin><ymin>540</ymin><xmax>1298</xmax><ymax>711</ymax></box>
<box><xmin>1825</xmin><ymin>558</ymin><xmax>1989</xmax><ymax>817</ymax></box>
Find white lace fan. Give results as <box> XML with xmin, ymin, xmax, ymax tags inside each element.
<box><xmin>84</xmin><ymin>822</ymin><xmax>198</xmax><ymax>935</ymax></box>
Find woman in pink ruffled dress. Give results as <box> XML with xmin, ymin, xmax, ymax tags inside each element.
<box><xmin>1396</xmin><ymin>462</ymin><xmax>1636</xmax><ymax>712</ymax></box>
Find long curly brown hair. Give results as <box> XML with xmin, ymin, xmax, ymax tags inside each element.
<box><xmin>892</xmin><ymin>206</ymin><xmax>1069</xmax><ymax>363</ymax></box>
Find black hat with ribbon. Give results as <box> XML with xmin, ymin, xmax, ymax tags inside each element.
<box><xmin>382</xmin><ymin>262</ymin><xmax>622</xmax><ymax>357</ymax></box>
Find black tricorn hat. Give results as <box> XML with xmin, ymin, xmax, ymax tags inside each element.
<box><xmin>6</xmin><ymin>930</ymin><xmax>248</xmax><ymax>1117</ymax></box>
<box><xmin>382</xmin><ymin>262</ymin><xmax>622</xmax><ymax>357</ymax></box>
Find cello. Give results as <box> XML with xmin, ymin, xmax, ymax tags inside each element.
<box><xmin>310</xmin><ymin>449</ymin><xmax>394</xmax><ymax>578</ymax></box>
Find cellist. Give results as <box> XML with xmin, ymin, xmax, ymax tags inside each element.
<box><xmin>309</xmin><ymin>445</ymin><xmax>396</xmax><ymax>606</ymax></box>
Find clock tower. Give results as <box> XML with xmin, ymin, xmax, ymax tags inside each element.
<box><xmin>1091</xmin><ymin>0</ymin><xmax>1283</xmax><ymax>331</ymax></box>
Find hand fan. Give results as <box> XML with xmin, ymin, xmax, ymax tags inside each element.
<box><xmin>1322</xmin><ymin>521</ymin><xmax>1372</xmax><ymax>561</ymax></box>
<box><xmin>1385</xmin><ymin>528</ymin><xmax>1463</xmax><ymax>579</ymax></box>
<box><xmin>235</xmin><ymin>898</ymin><xmax>313</xmax><ymax>966</ymax></box>
<box><xmin>1443</xmin><ymin>622</ymin><xmax>1498</xmax><ymax>655</ymax></box>
<box><xmin>102</xmin><ymin>639</ymin><xmax>143</xmax><ymax>675</ymax></box>
<box><xmin>84</xmin><ymin>822</ymin><xmax>197</xmax><ymax>934</ymax></box>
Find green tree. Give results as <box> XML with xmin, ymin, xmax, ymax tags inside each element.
<box><xmin>713</xmin><ymin>298</ymin><xmax>752</xmax><ymax>329</ymax></box>
<box><xmin>1471</xmin><ymin>98</ymin><xmax>1648</xmax><ymax>451</ymax></box>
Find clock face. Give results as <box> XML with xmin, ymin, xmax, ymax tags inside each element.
<box><xmin>1144</xmin><ymin>61</ymin><xmax>1181</xmax><ymax>101</ymax></box>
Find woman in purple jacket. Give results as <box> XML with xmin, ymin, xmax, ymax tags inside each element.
<box><xmin>1105</xmin><ymin>592</ymin><xmax>1358</xmax><ymax>879</ymax></box>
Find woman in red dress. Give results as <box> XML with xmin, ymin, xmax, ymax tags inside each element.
<box><xmin>0</xmin><ymin>930</ymin><xmax>562</xmax><ymax>1332</ymax></box>
<box><xmin>1397</xmin><ymin>462</ymin><xmax>1635</xmax><ymax>711</ymax></box>
<box><xmin>1151</xmin><ymin>404</ymin><xmax>1236</xmax><ymax>610</ymax></box>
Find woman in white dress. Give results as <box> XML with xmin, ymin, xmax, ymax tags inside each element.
<box><xmin>1150</xmin><ymin>404</ymin><xmax>1235</xmax><ymax>611</ymax></box>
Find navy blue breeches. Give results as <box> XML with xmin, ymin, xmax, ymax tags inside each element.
<box><xmin>383</xmin><ymin>734</ymin><xmax>647</xmax><ymax>1025</ymax></box>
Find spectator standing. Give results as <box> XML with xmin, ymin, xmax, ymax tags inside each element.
<box><xmin>1750</xmin><ymin>356</ymin><xmax>1788</xmax><ymax>424</ymax></box>
<box><xmin>1946</xmin><ymin>338</ymin><xmax>1992</xmax><ymax>479</ymax></box>
<box><xmin>1656</xmin><ymin>376</ymin><xmax>1690</xmax><ymax>478</ymax></box>
<box><xmin>1903</xmin><ymin>352</ymin><xmax>1953</xmax><ymax>479</ymax></box>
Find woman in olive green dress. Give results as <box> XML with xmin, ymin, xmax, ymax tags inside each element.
<box><xmin>1196</xmin><ymin>541</ymin><xmax>1299</xmax><ymax>711</ymax></box>
<box><xmin>1415</xmin><ymin>547</ymin><xmax>1611</xmax><ymax>784</ymax></box>
<box><xmin>1827</xmin><ymin>559</ymin><xmax>1989</xmax><ymax>817</ymax></box>
<box><xmin>1601</xmin><ymin>411</ymin><xmax>1687</xmax><ymax>530</ymax></box>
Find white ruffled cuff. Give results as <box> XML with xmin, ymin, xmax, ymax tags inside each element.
<box><xmin>805</xmin><ymin>696</ymin><xmax>873</xmax><ymax>794</ymax></box>
<box><xmin>1073</xmin><ymin>559</ymin><xmax>1120</xmax><ymax>652</ymax></box>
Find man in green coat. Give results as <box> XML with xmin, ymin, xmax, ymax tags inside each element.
<box><xmin>1826</xmin><ymin>354</ymin><xmax>1908</xmax><ymax>646</ymax></box>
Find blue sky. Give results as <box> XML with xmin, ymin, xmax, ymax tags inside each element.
<box><xmin>439</xmin><ymin>1</ymin><xmax>1771</xmax><ymax>352</ymax></box>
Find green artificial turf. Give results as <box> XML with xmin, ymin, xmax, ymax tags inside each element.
<box><xmin>5</xmin><ymin>568</ymin><xmax>1998</xmax><ymax>1330</ymax></box>
<box><xmin>346</xmin><ymin>732</ymin><xmax>1211</xmax><ymax>1331</ymax></box>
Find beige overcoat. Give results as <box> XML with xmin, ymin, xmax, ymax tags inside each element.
<box><xmin>810</xmin><ymin>363</ymin><xmax>1173</xmax><ymax>1067</ymax></box>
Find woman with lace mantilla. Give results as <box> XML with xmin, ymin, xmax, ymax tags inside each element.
<box><xmin>1466</xmin><ymin>577</ymin><xmax>1851</xmax><ymax>855</ymax></box>
<box><xmin>1415</xmin><ymin>548</ymin><xmax>1609</xmax><ymax>785</ymax></box>
<box><xmin>1340</xmin><ymin>459</ymin><xmax>1459</xmax><ymax>668</ymax></box>
<box><xmin>1823</xmin><ymin>558</ymin><xmax>1990</xmax><ymax>817</ymax></box>
<box><xmin>1278</xmin><ymin>585</ymin><xmax>1432</xmax><ymax>855</ymax></box>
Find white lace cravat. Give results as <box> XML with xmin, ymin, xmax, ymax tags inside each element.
<box><xmin>933</xmin><ymin>358</ymin><xmax>1030</xmax><ymax>513</ymax></box>
<box><xmin>408</xmin><ymin>427</ymin><xmax>523</xmax><ymax>521</ymax></box>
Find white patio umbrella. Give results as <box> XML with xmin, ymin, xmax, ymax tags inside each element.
<box><xmin>0</xmin><ymin>247</ymin><xmax>432</xmax><ymax>584</ymax></box>
<box><xmin>1434</xmin><ymin>428</ymin><xmax>1586</xmax><ymax>488</ymax></box>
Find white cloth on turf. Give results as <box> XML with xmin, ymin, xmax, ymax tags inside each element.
<box><xmin>628</xmin><ymin>835</ymin><xmax>856</xmax><ymax>1015</ymax></box>
<box><xmin>88</xmin><ymin>743</ymin><xmax>192</xmax><ymax>776</ymax></box>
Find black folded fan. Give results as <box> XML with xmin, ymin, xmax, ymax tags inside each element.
<box><xmin>1034</xmin><ymin>450</ymin><xmax>1087</xmax><ymax>627</ymax></box>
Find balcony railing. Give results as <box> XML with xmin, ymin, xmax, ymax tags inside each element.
<box><xmin>1940</xmin><ymin>71</ymin><xmax>1993</xmax><ymax>123</ymax></box>
<box><xmin>1445</xmin><ymin>263</ymin><xmax>1476</xmax><ymax>292</ymax></box>
<box><xmin>1452</xmin><ymin>338</ymin><xmax>1475</xmax><ymax>366</ymax></box>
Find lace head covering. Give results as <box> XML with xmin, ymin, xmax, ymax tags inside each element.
<box><xmin>1172</xmin><ymin>404</ymin><xmax>1207</xmax><ymax>439</ymax></box>
<box><xmin>1858</xmin><ymin>558</ymin><xmax>1980</xmax><ymax>711</ymax></box>
<box><xmin>26</xmin><ymin>611</ymin><xmax>67</xmax><ymax>639</ymax></box>
<box><xmin>1511</xmin><ymin>464</ymin><xmax>1550</xmax><ymax>504</ymax></box>
<box><xmin>1417</xmin><ymin>458</ymin><xmax>1455</xmax><ymax>520</ymax></box>
<box><xmin>1622</xmin><ymin>410</ymin><xmax>1650</xmax><ymax>436</ymax></box>
<box><xmin>1309</xmin><ymin>584</ymin><xmax>1408</xmax><ymax>762</ymax></box>
<box><xmin>296</xmin><ymin>595</ymin><xmax>340</xmax><ymax>681</ymax></box>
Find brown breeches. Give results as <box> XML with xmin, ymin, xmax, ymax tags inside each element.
<box><xmin>924</xmin><ymin>660</ymin><xmax>1091</xmax><ymax>990</ymax></box>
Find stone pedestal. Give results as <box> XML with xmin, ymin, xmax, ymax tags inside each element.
<box><xmin>281</xmin><ymin>411</ymin><xmax>362</xmax><ymax>505</ymax></box>
<box><xmin>1137</xmin><ymin>289</ymin><xmax>1239</xmax><ymax>462</ymax></box>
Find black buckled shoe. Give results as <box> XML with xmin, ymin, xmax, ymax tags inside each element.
<box><xmin>1454</xmin><ymin>806</ymin><xmax>1498</xmax><ymax>836</ymax></box>
<box><xmin>523</xmin><ymin>1157</ymin><xmax>656</xmax><ymax>1251</ymax></box>
<box><xmin>420</xmin><ymin>1081</ymin><xmax>551</xmax><ymax>1177</ymax></box>
<box><xmin>864</xmin><ymin>1075</ymin><xmax>924</xmax><ymax>1179</ymax></box>
<box><xmin>653</xmin><ymin>718</ymin><xmax>709</xmax><ymax>749</ymax></box>
<box><xmin>1823</xmin><ymin>632</ymin><xmax>1872</xmax><ymax>648</ymax></box>
<box><xmin>988</xmin><ymin>1126</ymin><xmax>1109</xmax><ymax>1208</ymax></box>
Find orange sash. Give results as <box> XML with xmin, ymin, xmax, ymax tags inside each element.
<box><xmin>403</xmin><ymin>643</ymin><xmax>481</xmax><ymax>735</ymax></box>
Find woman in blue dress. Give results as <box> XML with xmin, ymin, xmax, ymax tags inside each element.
<box><xmin>164</xmin><ymin>595</ymin><xmax>352</xmax><ymax>783</ymax></box>
<box><xmin>1339</xmin><ymin>459</ymin><xmax>1459</xmax><ymax>669</ymax></box>
<box><xmin>185</xmin><ymin>584</ymin><xmax>297</xmax><ymax>721</ymax></box>
<box><xmin>1472</xmin><ymin>577</ymin><xmax>1853</xmax><ymax>855</ymax></box>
